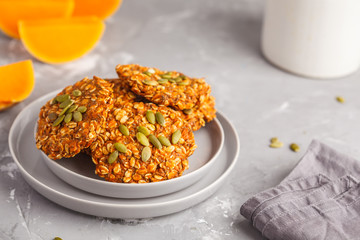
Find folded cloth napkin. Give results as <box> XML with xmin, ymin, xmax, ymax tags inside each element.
<box><xmin>240</xmin><ymin>140</ymin><xmax>360</xmax><ymax>240</ymax></box>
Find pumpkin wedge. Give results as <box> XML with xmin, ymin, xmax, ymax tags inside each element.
<box><xmin>0</xmin><ymin>0</ymin><xmax>74</xmax><ymax>39</ymax></box>
<box><xmin>72</xmin><ymin>0</ymin><xmax>122</xmax><ymax>20</ymax></box>
<box><xmin>19</xmin><ymin>17</ymin><xmax>105</xmax><ymax>64</ymax></box>
<box><xmin>0</xmin><ymin>60</ymin><xmax>35</xmax><ymax>103</ymax></box>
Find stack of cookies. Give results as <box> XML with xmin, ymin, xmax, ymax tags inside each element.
<box><xmin>36</xmin><ymin>64</ymin><xmax>216</xmax><ymax>183</ymax></box>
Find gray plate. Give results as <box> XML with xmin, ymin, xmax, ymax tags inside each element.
<box><xmin>37</xmin><ymin>90</ymin><xmax>224</xmax><ymax>198</ymax></box>
<box><xmin>9</xmin><ymin>95</ymin><xmax>239</xmax><ymax>218</ymax></box>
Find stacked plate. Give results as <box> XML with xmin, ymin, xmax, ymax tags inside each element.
<box><xmin>9</xmin><ymin>91</ymin><xmax>240</xmax><ymax>218</ymax></box>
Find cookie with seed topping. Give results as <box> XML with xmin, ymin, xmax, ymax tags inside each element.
<box><xmin>36</xmin><ymin>76</ymin><xmax>114</xmax><ymax>160</ymax></box>
<box><xmin>90</xmin><ymin>101</ymin><xmax>196</xmax><ymax>183</ymax></box>
<box><xmin>116</xmin><ymin>64</ymin><xmax>212</xmax><ymax>110</ymax></box>
<box><xmin>181</xmin><ymin>95</ymin><xmax>216</xmax><ymax>131</ymax></box>
<box><xmin>115</xmin><ymin>64</ymin><xmax>216</xmax><ymax>130</ymax></box>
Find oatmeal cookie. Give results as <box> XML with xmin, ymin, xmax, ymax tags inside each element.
<box><xmin>90</xmin><ymin>102</ymin><xmax>197</xmax><ymax>183</ymax></box>
<box><xmin>36</xmin><ymin>76</ymin><xmax>114</xmax><ymax>160</ymax></box>
<box><xmin>115</xmin><ymin>64</ymin><xmax>216</xmax><ymax>130</ymax></box>
<box><xmin>115</xmin><ymin>64</ymin><xmax>212</xmax><ymax>110</ymax></box>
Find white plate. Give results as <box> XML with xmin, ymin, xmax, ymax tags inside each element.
<box><xmin>36</xmin><ymin>91</ymin><xmax>224</xmax><ymax>198</ymax></box>
<box><xmin>9</xmin><ymin>96</ymin><xmax>239</xmax><ymax>218</ymax></box>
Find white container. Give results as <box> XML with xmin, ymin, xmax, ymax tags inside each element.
<box><xmin>262</xmin><ymin>0</ymin><xmax>360</xmax><ymax>79</ymax></box>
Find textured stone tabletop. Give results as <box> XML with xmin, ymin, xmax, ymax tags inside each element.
<box><xmin>1</xmin><ymin>0</ymin><xmax>360</xmax><ymax>239</ymax></box>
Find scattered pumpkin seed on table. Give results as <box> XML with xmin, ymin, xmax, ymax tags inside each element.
<box><xmin>269</xmin><ymin>137</ymin><xmax>283</xmax><ymax>148</ymax></box>
<box><xmin>336</xmin><ymin>96</ymin><xmax>345</xmax><ymax>103</ymax></box>
<box><xmin>290</xmin><ymin>143</ymin><xmax>300</xmax><ymax>152</ymax></box>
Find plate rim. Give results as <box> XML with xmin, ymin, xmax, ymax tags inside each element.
<box><xmin>9</xmin><ymin>94</ymin><xmax>240</xmax><ymax>215</ymax></box>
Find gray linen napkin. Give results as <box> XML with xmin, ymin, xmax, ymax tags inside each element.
<box><xmin>240</xmin><ymin>140</ymin><xmax>360</xmax><ymax>240</ymax></box>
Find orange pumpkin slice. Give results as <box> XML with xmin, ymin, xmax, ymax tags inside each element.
<box><xmin>0</xmin><ymin>101</ymin><xmax>17</xmax><ymax>112</ymax></box>
<box><xmin>19</xmin><ymin>17</ymin><xmax>105</xmax><ymax>64</ymax></box>
<box><xmin>72</xmin><ymin>0</ymin><xmax>122</xmax><ymax>20</ymax></box>
<box><xmin>0</xmin><ymin>60</ymin><xmax>35</xmax><ymax>103</ymax></box>
<box><xmin>0</xmin><ymin>0</ymin><xmax>74</xmax><ymax>39</ymax></box>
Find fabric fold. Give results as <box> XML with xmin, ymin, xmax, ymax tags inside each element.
<box><xmin>240</xmin><ymin>140</ymin><xmax>360</xmax><ymax>240</ymax></box>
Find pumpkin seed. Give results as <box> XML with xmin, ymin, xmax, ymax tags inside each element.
<box><xmin>67</xmin><ymin>104</ymin><xmax>78</xmax><ymax>113</ymax></box>
<box><xmin>53</xmin><ymin>115</ymin><xmax>65</xmax><ymax>127</ymax></box>
<box><xmin>59</xmin><ymin>100</ymin><xmax>74</xmax><ymax>116</ymax></box>
<box><xmin>290</xmin><ymin>143</ymin><xmax>300</xmax><ymax>152</ymax></box>
<box><xmin>169</xmin><ymin>79</ymin><xmax>176</xmax><ymax>83</ymax></box>
<box><xmin>143</xmin><ymin>71</ymin><xmax>152</xmax><ymax>76</ymax></box>
<box><xmin>137</xmin><ymin>126</ymin><xmax>150</xmax><ymax>136</ymax></box>
<box><xmin>158</xmin><ymin>79</ymin><xmax>168</xmax><ymax>84</ymax></box>
<box><xmin>141</xmin><ymin>147</ymin><xmax>151</xmax><ymax>162</ymax></box>
<box><xmin>183</xmin><ymin>109</ymin><xmax>193</xmax><ymax>115</ymax></box>
<box><xmin>149</xmin><ymin>134</ymin><xmax>162</xmax><ymax>149</ymax></box>
<box><xmin>48</xmin><ymin>112</ymin><xmax>58</xmax><ymax>121</ymax></box>
<box><xmin>158</xmin><ymin>136</ymin><xmax>171</xmax><ymax>147</ymax></box>
<box><xmin>72</xmin><ymin>89</ymin><xmax>82</xmax><ymax>97</ymax></box>
<box><xmin>336</xmin><ymin>96</ymin><xmax>345</xmax><ymax>103</ymax></box>
<box><xmin>143</xmin><ymin>79</ymin><xmax>158</xmax><ymax>86</ymax></box>
<box><xmin>180</xmin><ymin>75</ymin><xmax>186</xmax><ymax>80</ymax></box>
<box><xmin>146</xmin><ymin>110</ymin><xmax>156</xmax><ymax>124</ymax></box>
<box><xmin>114</xmin><ymin>143</ymin><xmax>127</xmax><ymax>153</ymax></box>
<box><xmin>171</xmin><ymin>129</ymin><xmax>181</xmax><ymax>144</ymax></box>
<box><xmin>64</xmin><ymin>112</ymin><xmax>72</xmax><ymax>123</ymax></box>
<box><xmin>73</xmin><ymin>111</ymin><xmax>82</xmax><ymax>122</ymax></box>
<box><xmin>50</xmin><ymin>98</ymin><xmax>57</xmax><ymax>105</ymax></box>
<box><xmin>119</xmin><ymin>124</ymin><xmax>129</xmax><ymax>136</ymax></box>
<box><xmin>269</xmin><ymin>141</ymin><xmax>283</xmax><ymax>148</ymax></box>
<box><xmin>78</xmin><ymin>106</ymin><xmax>87</xmax><ymax>113</ymax></box>
<box><xmin>55</xmin><ymin>94</ymin><xmax>70</xmax><ymax>103</ymax></box>
<box><xmin>160</xmin><ymin>73</ymin><xmax>172</xmax><ymax>79</ymax></box>
<box><xmin>177</xmin><ymin>80</ymin><xmax>190</xmax><ymax>86</ymax></box>
<box><xmin>174</xmin><ymin>77</ymin><xmax>182</xmax><ymax>83</ymax></box>
<box><xmin>136</xmin><ymin>132</ymin><xmax>149</xmax><ymax>146</ymax></box>
<box><xmin>108</xmin><ymin>151</ymin><xmax>119</xmax><ymax>164</ymax></box>
<box><xmin>155</xmin><ymin>112</ymin><xmax>165</xmax><ymax>126</ymax></box>
<box><xmin>59</xmin><ymin>99</ymin><xmax>73</xmax><ymax>109</ymax></box>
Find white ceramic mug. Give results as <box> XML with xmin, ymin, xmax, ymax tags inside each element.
<box><xmin>262</xmin><ymin>0</ymin><xmax>360</xmax><ymax>79</ymax></box>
